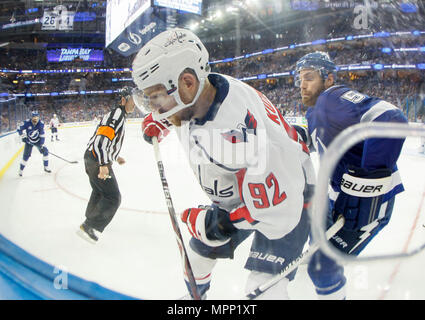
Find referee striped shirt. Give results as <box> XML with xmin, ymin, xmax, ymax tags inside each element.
<box><xmin>87</xmin><ymin>105</ymin><xmax>126</xmax><ymax>166</ymax></box>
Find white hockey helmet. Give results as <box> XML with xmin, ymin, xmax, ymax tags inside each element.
<box><xmin>131</xmin><ymin>28</ymin><xmax>210</xmax><ymax>120</ymax></box>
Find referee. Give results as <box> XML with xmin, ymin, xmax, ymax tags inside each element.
<box><xmin>77</xmin><ymin>86</ymin><xmax>135</xmax><ymax>244</ymax></box>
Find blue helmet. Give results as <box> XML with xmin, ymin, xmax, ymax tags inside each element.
<box><xmin>31</xmin><ymin>110</ymin><xmax>40</xmax><ymax>118</ymax></box>
<box><xmin>294</xmin><ymin>51</ymin><xmax>337</xmax><ymax>87</ymax></box>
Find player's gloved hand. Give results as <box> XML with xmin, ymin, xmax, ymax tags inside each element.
<box><xmin>141</xmin><ymin>113</ymin><xmax>171</xmax><ymax>144</ymax></box>
<box><xmin>333</xmin><ymin>166</ymin><xmax>392</xmax><ymax>231</ymax></box>
<box><xmin>181</xmin><ymin>205</ymin><xmax>237</xmax><ymax>247</ymax></box>
<box><xmin>20</xmin><ymin>134</ymin><xmax>28</xmax><ymax>143</ymax></box>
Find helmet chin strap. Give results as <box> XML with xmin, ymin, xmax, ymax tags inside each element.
<box><xmin>152</xmin><ymin>77</ymin><xmax>206</xmax><ymax>121</ymax></box>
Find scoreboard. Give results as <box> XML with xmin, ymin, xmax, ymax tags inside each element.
<box><xmin>42</xmin><ymin>5</ymin><xmax>75</xmax><ymax>31</ymax></box>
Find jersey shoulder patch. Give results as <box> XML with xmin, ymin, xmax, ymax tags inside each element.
<box><xmin>340</xmin><ymin>90</ymin><xmax>367</xmax><ymax>104</ymax></box>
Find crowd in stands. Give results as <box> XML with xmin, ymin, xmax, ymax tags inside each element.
<box><xmin>248</xmin><ymin>72</ymin><xmax>424</xmax><ymax>120</ymax></box>
<box><xmin>1</xmin><ymin>33</ymin><xmax>424</xmax><ymax>133</ymax></box>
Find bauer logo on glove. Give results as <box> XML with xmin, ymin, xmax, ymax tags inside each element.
<box><xmin>333</xmin><ymin>166</ymin><xmax>392</xmax><ymax>231</ymax></box>
<box><xmin>340</xmin><ymin>170</ymin><xmax>392</xmax><ymax>197</ymax></box>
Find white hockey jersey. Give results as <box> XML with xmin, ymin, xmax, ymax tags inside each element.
<box><xmin>49</xmin><ymin>117</ymin><xmax>60</xmax><ymax>128</ymax></box>
<box><xmin>176</xmin><ymin>74</ymin><xmax>315</xmax><ymax>240</ymax></box>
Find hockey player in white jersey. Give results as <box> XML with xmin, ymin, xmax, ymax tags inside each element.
<box><xmin>132</xmin><ymin>28</ymin><xmax>315</xmax><ymax>299</ymax></box>
<box><xmin>49</xmin><ymin>114</ymin><xmax>60</xmax><ymax>141</ymax></box>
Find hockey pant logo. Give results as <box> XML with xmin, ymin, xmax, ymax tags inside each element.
<box><xmin>249</xmin><ymin>251</ymin><xmax>286</xmax><ymax>265</ymax></box>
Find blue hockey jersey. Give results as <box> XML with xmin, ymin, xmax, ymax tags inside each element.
<box><xmin>17</xmin><ymin>119</ymin><xmax>46</xmax><ymax>145</ymax></box>
<box><xmin>305</xmin><ymin>85</ymin><xmax>407</xmax><ymax>202</ymax></box>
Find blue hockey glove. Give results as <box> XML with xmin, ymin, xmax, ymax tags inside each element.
<box><xmin>333</xmin><ymin>166</ymin><xmax>392</xmax><ymax>231</ymax></box>
<box><xmin>39</xmin><ymin>145</ymin><xmax>46</xmax><ymax>153</ymax></box>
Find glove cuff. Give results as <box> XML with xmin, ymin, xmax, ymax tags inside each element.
<box><xmin>341</xmin><ymin>171</ymin><xmax>392</xmax><ymax>198</ymax></box>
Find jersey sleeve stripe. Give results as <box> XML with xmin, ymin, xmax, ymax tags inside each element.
<box><xmin>229</xmin><ymin>206</ymin><xmax>257</xmax><ymax>224</ymax></box>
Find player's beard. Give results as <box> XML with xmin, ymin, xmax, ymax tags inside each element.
<box><xmin>301</xmin><ymin>82</ymin><xmax>325</xmax><ymax>107</ymax></box>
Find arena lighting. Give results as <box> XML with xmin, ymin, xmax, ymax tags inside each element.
<box><xmin>0</xmin><ymin>68</ymin><xmax>129</xmax><ymax>74</ymax></box>
<box><xmin>226</xmin><ymin>6</ymin><xmax>237</xmax><ymax>13</ymax></box>
<box><xmin>208</xmin><ymin>30</ymin><xmax>425</xmax><ymax>65</ymax></box>
<box><xmin>374</xmin><ymin>32</ymin><xmax>391</xmax><ymax>38</ymax></box>
<box><xmin>3</xmin><ymin>61</ymin><xmax>423</xmax><ymax>98</ymax></box>
<box><xmin>382</xmin><ymin>47</ymin><xmax>392</xmax><ymax>53</ymax></box>
<box><xmin>400</xmin><ymin>3</ymin><xmax>418</xmax><ymax>13</ymax></box>
<box><xmin>312</xmin><ymin>39</ymin><xmax>326</xmax><ymax>45</ymax></box>
<box><xmin>262</xmin><ymin>49</ymin><xmax>274</xmax><ymax>54</ymax></box>
<box><xmin>189</xmin><ymin>22</ymin><xmax>199</xmax><ymax>31</ymax></box>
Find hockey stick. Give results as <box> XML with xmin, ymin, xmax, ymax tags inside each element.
<box><xmin>152</xmin><ymin>137</ymin><xmax>201</xmax><ymax>300</ymax></box>
<box><xmin>23</xmin><ymin>139</ymin><xmax>78</xmax><ymax>164</ymax></box>
<box><xmin>244</xmin><ymin>216</ymin><xmax>345</xmax><ymax>300</ymax></box>
<box><xmin>48</xmin><ymin>151</ymin><xmax>78</xmax><ymax>164</ymax></box>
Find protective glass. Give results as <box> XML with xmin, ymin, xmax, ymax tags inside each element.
<box><xmin>294</xmin><ymin>67</ymin><xmax>319</xmax><ymax>88</ymax></box>
<box><xmin>132</xmin><ymin>85</ymin><xmax>178</xmax><ymax>118</ymax></box>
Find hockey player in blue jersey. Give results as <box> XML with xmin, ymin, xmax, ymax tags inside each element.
<box><xmin>17</xmin><ymin>110</ymin><xmax>51</xmax><ymax>176</ymax></box>
<box><xmin>294</xmin><ymin>51</ymin><xmax>407</xmax><ymax>299</ymax></box>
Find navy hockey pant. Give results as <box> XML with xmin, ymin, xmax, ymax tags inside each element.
<box><xmin>83</xmin><ymin>150</ymin><xmax>121</xmax><ymax>232</ymax></box>
<box><xmin>189</xmin><ymin>205</ymin><xmax>310</xmax><ymax>280</ymax></box>
<box><xmin>21</xmin><ymin>142</ymin><xmax>49</xmax><ymax>168</ymax></box>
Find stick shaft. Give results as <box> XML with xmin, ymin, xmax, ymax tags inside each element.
<box><xmin>152</xmin><ymin>137</ymin><xmax>201</xmax><ymax>300</ymax></box>
<box><xmin>48</xmin><ymin>151</ymin><xmax>78</xmax><ymax>164</ymax></box>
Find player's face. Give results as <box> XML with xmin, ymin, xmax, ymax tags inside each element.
<box><xmin>31</xmin><ymin>116</ymin><xmax>39</xmax><ymax>125</ymax></box>
<box><xmin>137</xmin><ymin>83</ymin><xmax>194</xmax><ymax>126</ymax></box>
<box><xmin>298</xmin><ymin>69</ymin><xmax>325</xmax><ymax>107</ymax></box>
<box><xmin>141</xmin><ymin>84</ymin><xmax>178</xmax><ymax>115</ymax></box>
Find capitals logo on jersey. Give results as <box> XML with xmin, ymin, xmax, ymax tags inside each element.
<box><xmin>221</xmin><ymin>109</ymin><xmax>257</xmax><ymax>144</ymax></box>
<box><xmin>202</xmin><ymin>179</ymin><xmax>234</xmax><ymax>198</ymax></box>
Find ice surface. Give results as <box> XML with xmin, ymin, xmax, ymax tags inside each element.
<box><xmin>0</xmin><ymin>123</ymin><xmax>424</xmax><ymax>299</ymax></box>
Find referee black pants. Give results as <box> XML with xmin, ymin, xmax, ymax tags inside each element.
<box><xmin>83</xmin><ymin>150</ymin><xmax>121</xmax><ymax>232</ymax></box>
